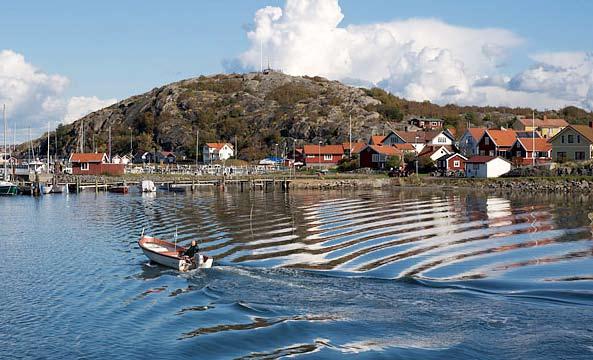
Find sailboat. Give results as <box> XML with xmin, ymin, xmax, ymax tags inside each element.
<box><xmin>0</xmin><ymin>104</ymin><xmax>17</xmax><ymax>196</ymax></box>
<box><xmin>40</xmin><ymin>121</ymin><xmax>53</xmax><ymax>195</ymax></box>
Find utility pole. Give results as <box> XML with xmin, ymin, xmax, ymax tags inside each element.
<box><xmin>130</xmin><ymin>128</ymin><xmax>133</xmax><ymax>155</ymax></box>
<box><xmin>532</xmin><ymin>110</ymin><xmax>536</xmax><ymax>167</ymax></box>
<box><xmin>81</xmin><ymin>118</ymin><xmax>84</xmax><ymax>153</ymax></box>
<box><xmin>349</xmin><ymin>112</ymin><xmax>352</xmax><ymax>159</ymax></box>
<box><xmin>318</xmin><ymin>141</ymin><xmax>322</xmax><ymax>170</ymax></box>
<box><xmin>195</xmin><ymin>130</ymin><xmax>199</xmax><ymax>168</ymax></box>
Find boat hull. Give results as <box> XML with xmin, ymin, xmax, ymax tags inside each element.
<box><xmin>138</xmin><ymin>236</ymin><xmax>212</xmax><ymax>271</ymax></box>
<box><xmin>0</xmin><ymin>184</ymin><xmax>18</xmax><ymax>196</ymax></box>
<box><xmin>109</xmin><ymin>186</ymin><xmax>129</xmax><ymax>194</ymax></box>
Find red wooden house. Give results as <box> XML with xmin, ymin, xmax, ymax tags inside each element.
<box><xmin>436</xmin><ymin>153</ymin><xmax>467</xmax><ymax>173</ymax></box>
<box><xmin>510</xmin><ymin>138</ymin><xmax>552</xmax><ymax>166</ymax></box>
<box><xmin>476</xmin><ymin>129</ymin><xmax>517</xmax><ymax>158</ymax></box>
<box><xmin>70</xmin><ymin>153</ymin><xmax>125</xmax><ymax>176</ymax></box>
<box><xmin>302</xmin><ymin>144</ymin><xmax>345</xmax><ymax>167</ymax></box>
<box><xmin>359</xmin><ymin>145</ymin><xmax>403</xmax><ymax>170</ymax></box>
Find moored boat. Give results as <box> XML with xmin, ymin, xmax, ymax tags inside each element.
<box><xmin>138</xmin><ymin>233</ymin><xmax>213</xmax><ymax>271</ymax></box>
<box><xmin>40</xmin><ymin>184</ymin><xmax>53</xmax><ymax>194</ymax></box>
<box><xmin>0</xmin><ymin>180</ymin><xmax>18</xmax><ymax>196</ymax></box>
<box><xmin>141</xmin><ymin>180</ymin><xmax>156</xmax><ymax>193</ymax></box>
<box><xmin>109</xmin><ymin>185</ymin><xmax>129</xmax><ymax>194</ymax></box>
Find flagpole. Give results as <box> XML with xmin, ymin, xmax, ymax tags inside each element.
<box><xmin>532</xmin><ymin>111</ymin><xmax>535</xmax><ymax>166</ymax></box>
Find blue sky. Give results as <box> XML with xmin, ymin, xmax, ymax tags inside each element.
<box><xmin>1</xmin><ymin>0</ymin><xmax>592</xmax><ymax>140</ymax></box>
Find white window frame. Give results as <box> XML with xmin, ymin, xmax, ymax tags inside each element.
<box><xmin>323</xmin><ymin>154</ymin><xmax>332</xmax><ymax>161</ymax></box>
<box><xmin>81</xmin><ymin>162</ymin><xmax>89</xmax><ymax>171</ymax></box>
<box><xmin>453</xmin><ymin>160</ymin><xmax>460</xmax><ymax>167</ymax></box>
<box><xmin>485</xmin><ymin>137</ymin><xmax>490</xmax><ymax>145</ymax></box>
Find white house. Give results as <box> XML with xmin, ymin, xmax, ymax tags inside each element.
<box><xmin>203</xmin><ymin>143</ymin><xmax>234</xmax><ymax>163</ymax></box>
<box><xmin>381</xmin><ymin>130</ymin><xmax>455</xmax><ymax>154</ymax></box>
<box><xmin>465</xmin><ymin>156</ymin><xmax>512</xmax><ymax>178</ymax></box>
<box><xmin>111</xmin><ymin>154</ymin><xmax>133</xmax><ymax>165</ymax></box>
<box><xmin>418</xmin><ymin>145</ymin><xmax>453</xmax><ymax>161</ymax></box>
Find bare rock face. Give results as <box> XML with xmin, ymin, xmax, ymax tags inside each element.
<box><xmin>35</xmin><ymin>72</ymin><xmax>391</xmax><ymax>160</ymax></box>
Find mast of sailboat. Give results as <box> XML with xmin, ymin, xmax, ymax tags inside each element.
<box><xmin>47</xmin><ymin>122</ymin><xmax>50</xmax><ymax>173</ymax></box>
<box><xmin>3</xmin><ymin>104</ymin><xmax>6</xmax><ymax>180</ymax></box>
<box><xmin>54</xmin><ymin>126</ymin><xmax>58</xmax><ymax>161</ymax></box>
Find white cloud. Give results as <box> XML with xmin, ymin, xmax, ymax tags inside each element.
<box><xmin>63</xmin><ymin>96</ymin><xmax>117</xmax><ymax>125</ymax></box>
<box><xmin>230</xmin><ymin>0</ymin><xmax>593</xmax><ymax>111</ymax></box>
<box><xmin>509</xmin><ymin>52</ymin><xmax>593</xmax><ymax>107</ymax></box>
<box><xmin>0</xmin><ymin>49</ymin><xmax>116</xmax><ymax>140</ymax></box>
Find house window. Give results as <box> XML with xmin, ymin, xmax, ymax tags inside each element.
<box><xmin>437</xmin><ymin>136</ymin><xmax>446</xmax><ymax>143</ymax></box>
<box><xmin>323</xmin><ymin>154</ymin><xmax>332</xmax><ymax>161</ymax></box>
<box><xmin>485</xmin><ymin>137</ymin><xmax>490</xmax><ymax>145</ymax></box>
<box><xmin>577</xmin><ymin>135</ymin><xmax>581</xmax><ymax>143</ymax></box>
<box><xmin>561</xmin><ymin>135</ymin><xmax>565</xmax><ymax>144</ymax></box>
<box><xmin>568</xmin><ymin>134</ymin><xmax>574</xmax><ymax>143</ymax></box>
<box><xmin>453</xmin><ymin>160</ymin><xmax>460</xmax><ymax>167</ymax></box>
<box><xmin>306</xmin><ymin>155</ymin><xmax>315</xmax><ymax>158</ymax></box>
<box><xmin>372</xmin><ymin>154</ymin><xmax>386</xmax><ymax>162</ymax></box>
<box><xmin>489</xmin><ymin>150</ymin><xmax>494</xmax><ymax>156</ymax></box>
<box><xmin>557</xmin><ymin>151</ymin><xmax>567</xmax><ymax>161</ymax></box>
<box><xmin>81</xmin><ymin>162</ymin><xmax>89</xmax><ymax>171</ymax></box>
<box><xmin>575</xmin><ymin>151</ymin><xmax>586</xmax><ymax>160</ymax></box>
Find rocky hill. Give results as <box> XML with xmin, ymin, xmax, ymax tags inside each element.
<box><xmin>25</xmin><ymin>71</ymin><xmax>593</xmax><ymax>161</ymax></box>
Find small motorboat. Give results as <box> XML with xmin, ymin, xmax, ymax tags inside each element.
<box><xmin>0</xmin><ymin>180</ymin><xmax>18</xmax><ymax>196</ymax></box>
<box><xmin>40</xmin><ymin>183</ymin><xmax>53</xmax><ymax>195</ymax></box>
<box><xmin>141</xmin><ymin>180</ymin><xmax>156</xmax><ymax>193</ymax></box>
<box><xmin>51</xmin><ymin>185</ymin><xmax>64</xmax><ymax>194</ymax></box>
<box><xmin>159</xmin><ymin>183</ymin><xmax>186</xmax><ymax>193</ymax></box>
<box><xmin>138</xmin><ymin>233</ymin><xmax>213</xmax><ymax>271</ymax></box>
<box><xmin>109</xmin><ymin>185</ymin><xmax>129</xmax><ymax>194</ymax></box>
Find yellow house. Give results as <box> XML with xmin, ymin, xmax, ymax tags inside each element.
<box><xmin>513</xmin><ymin>116</ymin><xmax>568</xmax><ymax>139</ymax></box>
<box><xmin>548</xmin><ymin>124</ymin><xmax>593</xmax><ymax>162</ymax></box>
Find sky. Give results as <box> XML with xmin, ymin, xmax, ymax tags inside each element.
<box><xmin>1</xmin><ymin>0</ymin><xmax>593</xmax><ymax>142</ymax></box>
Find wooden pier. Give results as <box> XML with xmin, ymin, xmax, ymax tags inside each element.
<box><xmin>55</xmin><ymin>176</ymin><xmax>292</xmax><ymax>194</ymax></box>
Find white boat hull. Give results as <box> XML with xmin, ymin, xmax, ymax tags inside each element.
<box><xmin>138</xmin><ymin>235</ymin><xmax>213</xmax><ymax>271</ymax></box>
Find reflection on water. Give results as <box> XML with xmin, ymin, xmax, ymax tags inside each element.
<box><xmin>1</xmin><ymin>189</ymin><xmax>593</xmax><ymax>359</ymax></box>
<box><xmin>123</xmin><ymin>189</ymin><xmax>593</xmax><ymax>287</ymax></box>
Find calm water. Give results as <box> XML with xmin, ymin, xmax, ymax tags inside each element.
<box><xmin>2</xmin><ymin>188</ymin><xmax>593</xmax><ymax>359</ymax></box>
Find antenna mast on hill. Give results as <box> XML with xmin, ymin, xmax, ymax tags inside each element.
<box><xmin>260</xmin><ymin>40</ymin><xmax>263</xmax><ymax>73</ymax></box>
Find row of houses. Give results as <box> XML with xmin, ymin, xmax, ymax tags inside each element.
<box><xmin>294</xmin><ymin>115</ymin><xmax>593</xmax><ymax>178</ymax></box>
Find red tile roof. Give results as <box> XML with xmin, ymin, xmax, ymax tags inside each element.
<box><xmin>418</xmin><ymin>145</ymin><xmax>453</xmax><ymax>158</ymax></box>
<box><xmin>70</xmin><ymin>153</ymin><xmax>106</xmax><ymax>163</ymax></box>
<box><xmin>303</xmin><ymin>144</ymin><xmax>345</xmax><ymax>155</ymax></box>
<box><xmin>205</xmin><ymin>142</ymin><xmax>232</xmax><ymax>150</ymax></box>
<box><xmin>369</xmin><ymin>135</ymin><xmax>386</xmax><ymax>145</ymax></box>
<box><xmin>516</xmin><ymin>138</ymin><xmax>551</xmax><ymax>152</ymax></box>
<box><xmin>342</xmin><ymin>142</ymin><xmax>366</xmax><ymax>154</ymax></box>
<box><xmin>466</xmin><ymin>155</ymin><xmax>498</xmax><ymax>163</ymax></box>
<box><xmin>485</xmin><ymin>129</ymin><xmax>517</xmax><ymax>147</ymax></box>
<box><xmin>570</xmin><ymin>125</ymin><xmax>593</xmax><ymax>143</ymax></box>
<box><xmin>465</xmin><ymin>128</ymin><xmax>486</xmax><ymax>142</ymax></box>
<box><xmin>393</xmin><ymin>143</ymin><xmax>416</xmax><ymax>151</ymax></box>
<box><xmin>366</xmin><ymin>145</ymin><xmax>402</xmax><ymax>156</ymax></box>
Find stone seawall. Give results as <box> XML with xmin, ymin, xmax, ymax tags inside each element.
<box><xmin>55</xmin><ymin>173</ymin><xmax>593</xmax><ymax>193</ymax></box>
